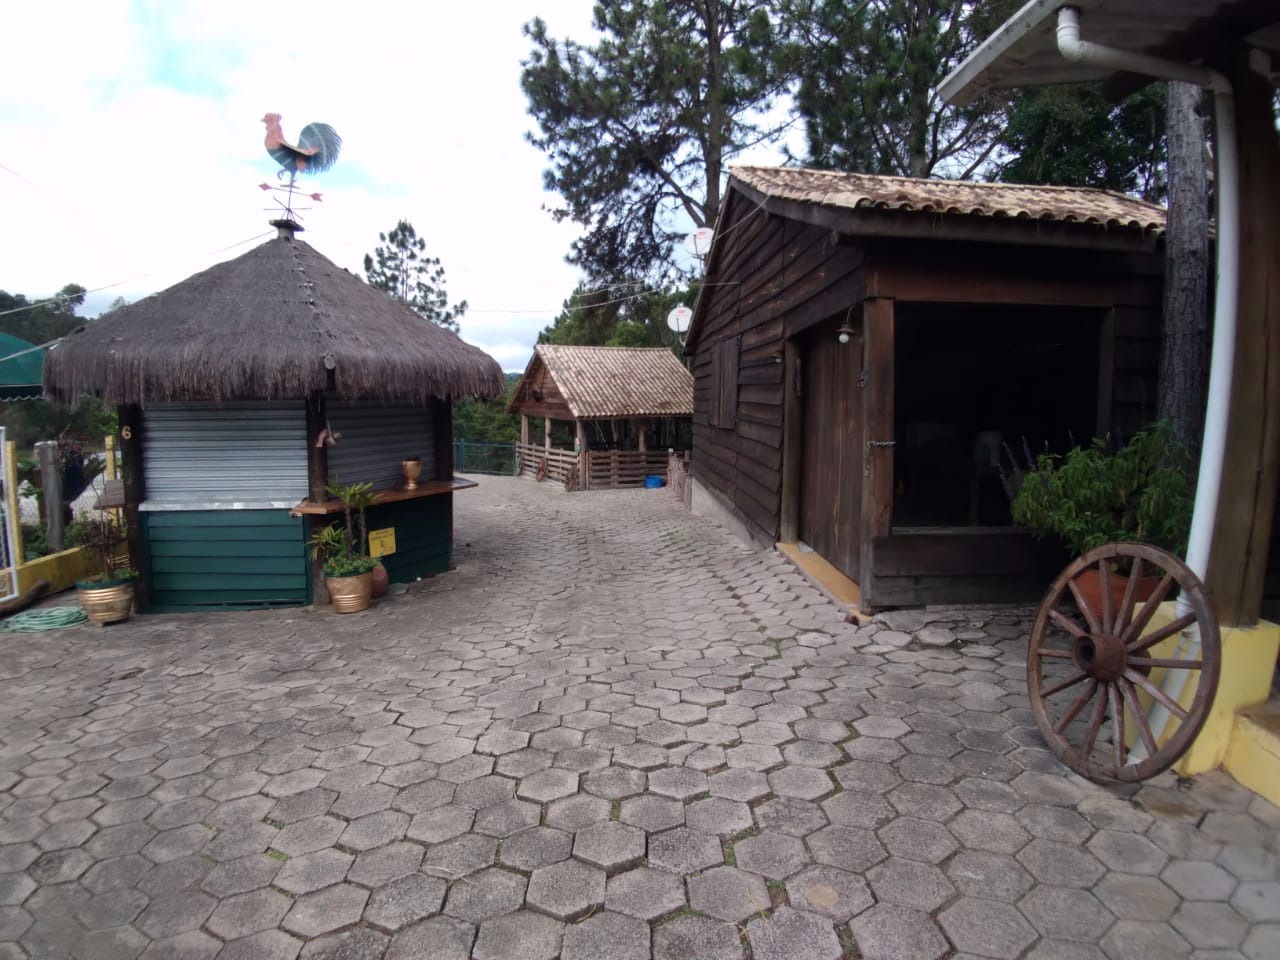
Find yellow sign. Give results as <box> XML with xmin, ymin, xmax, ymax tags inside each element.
<box><xmin>368</xmin><ymin>527</ymin><xmax>396</xmax><ymax>558</ymax></box>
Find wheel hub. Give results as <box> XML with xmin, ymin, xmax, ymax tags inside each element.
<box><xmin>1072</xmin><ymin>632</ymin><xmax>1127</xmax><ymax>682</ymax></box>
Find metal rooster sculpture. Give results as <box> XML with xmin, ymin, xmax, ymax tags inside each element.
<box><xmin>261</xmin><ymin>113</ymin><xmax>341</xmax><ymax>221</ymax></box>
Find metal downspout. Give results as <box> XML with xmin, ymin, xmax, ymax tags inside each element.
<box><xmin>1056</xmin><ymin>6</ymin><xmax>1240</xmax><ymax>760</ymax></box>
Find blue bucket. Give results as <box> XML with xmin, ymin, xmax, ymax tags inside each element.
<box><xmin>644</xmin><ymin>475</ymin><xmax>665</xmax><ymax>489</ymax></box>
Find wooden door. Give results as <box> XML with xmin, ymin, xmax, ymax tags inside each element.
<box><xmin>799</xmin><ymin>324</ymin><xmax>863</xmax><ymax>581</ymax></box>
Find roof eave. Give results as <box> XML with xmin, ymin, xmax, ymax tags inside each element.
<box><xmin>939</xmin><ymin>0</ymin><xmax>1066</xmax><ymax>106</ymax></box>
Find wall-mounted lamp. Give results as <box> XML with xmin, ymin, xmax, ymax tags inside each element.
<box><xmin>837</xmin><ymin>306</ymin><xmax>856</xmax><ymax>345</ymax></box>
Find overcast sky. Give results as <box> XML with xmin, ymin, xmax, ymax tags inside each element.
<box><xmin>2</xmin><ymin>0</ymin><xmax>770</xmax><ymax>372</ymax></box>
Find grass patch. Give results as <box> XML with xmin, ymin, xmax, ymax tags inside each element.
<box><xmin>610</xmin><ymin>800</ymin><xmax>622</xmax><ymax>821</ymax></box>
<box><xmin>265</xmin><ymin>848</ymin><xmax>289</xmax><ymax>862</ymax></box>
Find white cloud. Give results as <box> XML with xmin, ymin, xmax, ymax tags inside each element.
<box><xmin>0</xmin><ymin>0</ymin><xmax>600</xmax><ymax>368</ymax></box>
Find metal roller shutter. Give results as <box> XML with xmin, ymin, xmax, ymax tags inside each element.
<box><xmin>326</xmin><ymin>402</ymin><xmax>435</xmax><ymax>489</ymax></box>
<box><xmin>142</xmin><ymin>403</ymin><xmax>308</xmax><ymax>508</ymax></box>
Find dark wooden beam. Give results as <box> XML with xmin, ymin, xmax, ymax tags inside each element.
<box><xmin>859</xmin><ymin>298</ymin><xmax>895</xmax><ymax>613</ymax></box>
<box><xmin>117</xmin><ymin>404</ymin><xmax>149</xmax><ymax>612</ymax></box>
<box><xmin>1206</xmin><ymin>57</ymin><xmax>1280</xmax><ymax>626</ymax></box>
<box><xmin>779</xmin><ymin>339</ymin><xmax>802</xmax><ymax>545</ymax></box>
<box><xmin>304</xmin><ymin>391</ymin><xmax>329</xmax><ymax>606</ymax></box>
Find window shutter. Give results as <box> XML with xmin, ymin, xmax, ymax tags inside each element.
<box><xmin>721</xmin><ymin>336</ymin><xmax>739</xmax><ymax>430</ymax></box>
<box><xmin>710</xmin><ymin>342</ymin><xmax>723</xmax><ymax>428</ymax></box>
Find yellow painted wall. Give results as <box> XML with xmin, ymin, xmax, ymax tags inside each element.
<box><xmin>1130</xmin><ymin>603</ymin><xmax>1280</xmax><ymax>775</ymax></box>
<box><xmin>1</xmin><ymin>547</ymin><xmax>107</xmax><ymax>597</ymax></box>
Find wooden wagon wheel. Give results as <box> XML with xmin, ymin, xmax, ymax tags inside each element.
<box><xmin>1028</xmin><ymin>542</ymin><xmax>1220</xmax><ymax>783</ymax></box>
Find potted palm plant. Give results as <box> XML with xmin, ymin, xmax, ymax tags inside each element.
<box><xmin>308</xmin><ymin>480</ymin><xmax>378</xmax><ymax>613</ymax></box>
<box><xmin>1009</xmin><ymin>422</ymin><xmax>1194</xmax><ymax>611</ymax></box>
<box><xmin>74</xmin><ymin>513</ymin><xmax>137</xmax><ymax>626</ymax></box>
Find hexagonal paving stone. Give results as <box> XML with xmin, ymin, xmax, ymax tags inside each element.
<box><xmin>653</xmin><ymin>915</ymin><xmax>744</xmax><ymax>960</ymax></box>
<box><xmin>786</xmin><ymin>865</ymin><xmax>873</xmax><ymax>922</ymax></box>
<box><xmin>339</xmin><ymin>809</ymin><xmax>408</xmax><ymax>851</ymax></box>
<box><xmin>386</xmin><ymin>915</ymin><xmax>474</xmax><ymax>960</ymax></box>
<box><xmin>282</xmin><ymin>883</ymin><xmax>369</xmax><ymax>938</ymax></box>
<box><xmin>1086</xmin><ymin>830</ymin><xmax>1169</xmax><ymax>876</ymax></box>
<box><xmin>499</xmin><ymin>827</ymin><xmax>573</xmax><ymax>872</ymax></box>
<box><xmin>850</xmin><ymin>903</ymin><xmax>949</xmax><ymax>960</ymax></box>
<box><xmin>205</xmin><ymin>889</ymin><xmax>292</xmax><ymax>940</ymax></box>
<box><xmin>1099</xmin><ymin>920</ymin><xmax>1191</xmax><ymax>960</ymax></box>
<box><xmin>474</xmin><ymin>799</ymin><xmax>540</xmax><ymax>838</ymax></box>
<box><xmin>939</xmin><ymin>897</ymin><xmax>1037</xmax><ymax>959</ymax></box>
<box><xmin>1162</xmin><ymin>859</ymin><xmax>1239</xmax><ymax>901</ymax></box>
<box><xmin>272</xmin><ymin>816</ymin><xmax>345</xmax><ymax>857</ymax></box>
<box><xmin>709</xmin><ymin>769</ymin><xmax>770</xmax><ymax>803</ymax></box>
<box><xmin>1243</xmin><ymin>923</ymin><xmax>1280</xmax><ymax>960</ymax></box>
<box><xmin>755</xmin><ymin>797</ymin><xmax>829</xmax><ymax>838</ymax></box>
<box><xmin>574</xmin><ymin>821</ymin><xmax>645</xmax><ymax>872</ymax></box>
<box><xmin>1171</xmin><ymin>900</ymin><xmax>1249</xmax><ymax>949</ymax></box>
<box><xmin>887</xmin><ymin>783</ymin><xmax>962</xmax><ymax>821</ymax></box>
<box><xmin>647</xmin><ymin>767</ymin><xmax>708</xmax><ymax>801</ymax></box>
<box><xmin>867</xmin><ymin>858</ymin><xmax>955</xmax><ymax>912</ymax></box>
<box><xmin>364</xmin><ymin>873</ymin><xmax>447</xmax><ymax>931</ymax></box>
<box><xmin>527</xmin><ymin>859</ymin><xmax>605</xmax><ymax>921</ymax></box>
<box><xmin>582</xmin><ymin>766</ymin><xmax>647</xmax><ymax>800</ymax></box>
<box><xmin>688</xmin><ymin>866</ymin><xmax>770</xmax><ymax>922</ymax></box>
<box><xmin>561</xmin><ymin>910</ymin><xmax>649</xmax><ymax>960</ymax></box>
<box><xmin>878</xmin><ymin>817</ymin><xmax>958</xmax><ymax>864</ymax></box>
<box><xmin>443</xmin><ymin>867</ymin><xmax>527</xmax><ymax>923</ymax></box>
<box><xmin>619</xmin><ymin>795</ymin><xmax>684</xmax><ymax>833</ymax></box>
<box><xmin>807</xmin><ymin>824</ymin><xmax>887</xmax><ymax>873</ymax></box>
<box><xmin>1019</xmin><ymin>885</ymin><xmax>1114</xmax><ymax>942</ymax></box>
<box><xmin>948</xmin><ymin>809</ymin><xmax>1031</xmax><ymax>854</ymax></box>
<box><xmin>473</xmin><ymin>909</ymin><xmax>563</xmax><ymax>960</ymax></box>
<box><xmin>517</xmin><ymin>768</ymin><xmax>579</xmax><ymax>804</ymax></box>
<box><xmin>605</xmin><ymin>866</ymin><xmax>686</xmax><ymax>921</ymax></box>
<box><xmin>747</xmin><ymin>905</ymin><xmax>842</xmax><ymax>960</ymax></box>
<box><xmin>945</xmin><ymin>850</ymin><xmax>1035</xmax><ymax>902</ymax></box>
<box><xmin>422</xmin><ymin>834</ymin><xmax>498</xmax><ymax>880</ymax></box>
<box><xmin>1017</xmin><ymin>838</ymin><xmax>1107</xmax><ymax>888</ymax></box>
<box><xmin>767</xmin><ymin>766</ymin><xmax>833</xmax><ymax>801</ymax></box>
<box><xmin>273</xmin><ymin>849</ymin><xmax>352</xmax><ymax>895</ymax></box>
<box><xmin>544</xmin><ymin>795</ymin><xmax>611</xmax><ymax>832</ymax></box>
<box><xmin>685</xmin><ymin>797</ymin><xmax>752</xmax><ymax>837</ymax></box>
<box><xmin>1231</xmin><ymin>880</ymin><xmax>1280</xmax><ymax>921</ymax></box>
<box><xmin>648</xmin><ymin>826</ymin><xmax>723</xmax><ymax>874</ymax></box>
<box><xmin>735</xmin><ymin>831</ymin><xmax>808</xmax><ymax>880</ymax></box>
<box><xmin>136</xmin><ymin>891</ymin><xmax>217</xmax><ymax>939</ymax></box>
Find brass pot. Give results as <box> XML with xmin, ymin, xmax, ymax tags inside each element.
<box><xmin>327</xmin><ymin>571</ymin><xmax>373</xmax><ymax>613</ymax></box>
<box><xmin>77</xmin><ymin>580</ymin><xmax>135</xmax><ymax>626</ymax></box>
<box><xmin>402</xmin><ymin>458</ymin><xmax>422</xmax><ymax>490</ymax></box>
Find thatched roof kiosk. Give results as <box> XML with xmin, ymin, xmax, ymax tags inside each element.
<box><xmin>45</xmin><ymin>221</ymin><xmax>504</xmax><ymax>612</ymax></box>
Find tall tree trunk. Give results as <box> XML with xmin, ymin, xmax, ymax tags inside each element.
<box><xmin>1158</xmin><ymin>81</ymin><xmax>1210</xmax><ymax>468</ymax></box>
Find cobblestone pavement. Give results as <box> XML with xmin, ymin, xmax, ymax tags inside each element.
<box><xmin>1</xmin><ymin>477</ymin><xmax>1278</xmax><ymax>960</ymax></box>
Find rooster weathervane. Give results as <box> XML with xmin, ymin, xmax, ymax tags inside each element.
<box><xmin>259</xmin><ymin>113</ymin><xmax>342</xmax><ymax>223</ymax></box>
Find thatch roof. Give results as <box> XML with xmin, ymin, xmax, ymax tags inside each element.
<box><xmin>731</xmin><ymin>165</ymin><xmax>1167</xmax><ymax>233</ymax></box>
<box><xmin>43</xmin><ymin>231</ymin><xmax>505</xmax><ymax>407</ymax></box>
<box><xmin>509</xmin><ymin>344</ymin><xmax>692</xmax><ymax>420</ymax></box>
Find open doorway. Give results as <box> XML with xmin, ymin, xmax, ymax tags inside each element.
<box><xmin>893</xmin><ymin>303</ymin><xmax>1103</xmax><ymax>529</ymax></box>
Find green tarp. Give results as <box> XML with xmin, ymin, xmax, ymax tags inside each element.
<box><xmin>0</xmin><ymin>332</ymin><xmax>43</xmax><ymax>401</ymax></box>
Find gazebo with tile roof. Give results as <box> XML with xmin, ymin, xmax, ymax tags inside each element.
<box><xmin>508</xmin><ymin>344</ymin><xmax>692</xmax><ymax>489</ymax></box>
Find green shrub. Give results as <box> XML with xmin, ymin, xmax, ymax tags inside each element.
<box><xmin>1011</xmin><ymin>423</ymin><xmax>1193</xmax><ymax>558</ymax></box>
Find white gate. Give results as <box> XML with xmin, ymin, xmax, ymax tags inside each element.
<box><xmin>0</xmin><ymin>428</ymin><xmax>22</xmax><ymax>602</ymax></box>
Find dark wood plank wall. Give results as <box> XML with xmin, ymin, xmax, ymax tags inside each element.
<box><xmin>692</xmin><ymin>204</ymin><xmax>863</xmax><ymax>543</ymax></box>
<box><xmin>511</xmin><ymin>354</ymin><xmax>574</xmax><ymax>422</ymax></box>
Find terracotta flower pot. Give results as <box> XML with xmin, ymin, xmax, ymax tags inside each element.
<box><xmin>327</xmin><ymin>571</ymin><xmax>373</xmax><ymax>613</ymax></box>
<box><xmin>1072</xmin><ymin>567</ymin><xmax>1160</xmax><ymax>619</ymax></box>
<box><xmin>370</xmin><ymin>562</ymin><xmax>388</xmax><ymax>599</ymax></box>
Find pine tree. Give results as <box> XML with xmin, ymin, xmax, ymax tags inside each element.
<box><xmin>363</xmin><ymin>220</ymin><xmax>467</xmax><ymax>332</ymax></box>
<box><xmin>521</xmin><ymin>2</ymin><xmax>793</xmax><ymax>282</ymax></box>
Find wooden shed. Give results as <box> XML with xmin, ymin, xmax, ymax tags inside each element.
<box><xmin>509</xmin><ymin>344</ymin><xmax>692</xmax><ymax>489</ymax></box>
<box><xmin>43</xmin><ymin>220</ymin><xmax>505</xmax><ymax>612</ymax></box>
<box><xmin>686</xmin><ymin>166</ymin><xmax>1168</xmax><ymax>612</ymax></box>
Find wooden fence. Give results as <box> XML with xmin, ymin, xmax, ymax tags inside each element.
<box><xmin>668</xmin><ymin>450</ymin><xmax>693</xmax><ymax>509</ymax></box>
<box><xmin>516</xmin><ymin>443</ymin><xmax>681</xmax><ymax>493</ymax></box>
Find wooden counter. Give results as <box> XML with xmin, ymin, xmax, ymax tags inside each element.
<box><xmin>289</xmin><ymin>477</ymin><xmax>478</xmax><ymax>516</ymax></box>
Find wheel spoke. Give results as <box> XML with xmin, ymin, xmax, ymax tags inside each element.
<box><xmin>1127</xmin><ymin>611</ymin><xmax>1197</xmax><ymax>653</ymax></box>
<box><xmin>1099</xmin><ymin>559</ymin><xmax>1115</xmax><ymax>634</ymax></box>
<box><xmin>1054</xmin><ymin>678</ymin><xmax>1099</xmax><ymax>734</ymax></box>
<box><xmin>1119</xmin><ymin>574</ymin><xmax>1176</xmax><ymax>646</ymax></box>
<box><xmin>1119</xmin><ymin>678</ymin><xmax>1159</xmax><ymax>756</ymax></box>
<box><xmin>1081</xmin><ymin>693</ymin><xmax>1107</xmax><ymax>761</ymax></box>
<box><xmin>1049</xmin><ymin>608</ymin><xmax>1090</xmax><ymax>642</ymax></box>
<box><xmin>1038</xmin><ymin>649</ymin><xmax>1072</xmax><ymax>659</ymax></box>
<box><xmin>1115</xmin><ymin>557</ymin><xmax>1144</xmax><ymax>636</ymax></box>
<box><xmin>1123</xmin><ymin>668</ymin><xmax>1189</xmax><ymax>721</ymax></box>
<box><xmin>1128</xmin><ymin>656</ymin><xmax>1203</xmax><ymax>670</ymax></box>
<box><xmin>1040</xmin><ymin>670</ymin><xmax>1088</xmax><ymax>699</ymax></box>
<box><xmin>1108</xmin><ymin>682</ymin><xmax>1125</xmax><ymax>769</ymax></box>
<box><xmin>1067</xmin><ymin>576</ymin><xmax>1102</xmax><ymax>636</ymax></box>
